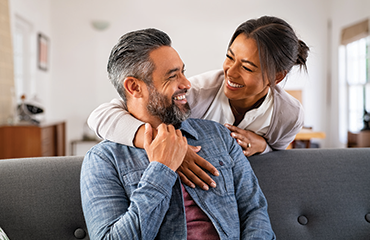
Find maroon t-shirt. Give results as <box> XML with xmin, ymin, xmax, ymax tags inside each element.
<box><xmin>181</xmin><ymin>184</ymin><xmax>220</xmax><ymax>240</ymax></box>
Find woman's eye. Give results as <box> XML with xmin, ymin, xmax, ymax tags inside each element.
<box><xmin>226</xmin><ymin>54</ymin><xmax>233</xmax><ymax>60</ymax></box>
<box><xmin>243</xmin><ymin>66</ymin><xmax>252</xmax><ymax>72</ymax></box>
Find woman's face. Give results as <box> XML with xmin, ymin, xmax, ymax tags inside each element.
<box><xmin>222</xmin><ymin>34</ymin><xmax>269</xmax><ymax>103</ymax></box>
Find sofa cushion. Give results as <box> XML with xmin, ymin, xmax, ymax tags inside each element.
<box><xmin>0</xmin><ymin>156</ymin><xmax>88</xmax><ymax>240</ymax></box>
<box><xmin>249</xmin><ymin>148</ymin><xmax>370</xmax><ymax>240</ymax></box>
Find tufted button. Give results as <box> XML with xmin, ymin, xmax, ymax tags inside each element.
<box><xmin>298</xmin><ymin>215</ymin><xmax>308</xmax><ymax>225</ymax></box>
<box><xmin>74</xmin><ymin>228</ymin><xmax>86</xmax><ymax>239</ymax></box>
<box><xmin>366</xmin><ymin>213</ymin><xmax>370</xmax><ymax>223</ymax></box>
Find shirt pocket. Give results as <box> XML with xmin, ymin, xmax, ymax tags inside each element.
<box><xmin>208</xmin><ymin>154</ymin><xmax>235</xmax><ymax>197</ymax></box>
<box><xmin>121</xmin><ymin>169</ymin><xmax>145</xmax><ymax>196</ymax></box>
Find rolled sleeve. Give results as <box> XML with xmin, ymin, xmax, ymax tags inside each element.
<box><xmin>81</xmin><ymin>150</ymin><xmax>178</xmax><ymax>240</ymax></box>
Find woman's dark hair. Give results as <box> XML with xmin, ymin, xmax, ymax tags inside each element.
<box><xmin>229</xmin><ymin>16</ymin><xmax>309</xmax><ymax>88</ymax></box>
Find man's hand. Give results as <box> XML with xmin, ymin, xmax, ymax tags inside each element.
<box><xmin>143</xmin><ymin>123</ymin><xmax>187</xmax><ymax>172</ymax></box>
<box><xmin>224</xmin><ymin>124</ymin><xmax>267</xmax><ymax>157</ymax></box>
<box><xmin>177</xmin><ymin>146</ymin><xmax>219</xmax><ymax>190</ymax></box>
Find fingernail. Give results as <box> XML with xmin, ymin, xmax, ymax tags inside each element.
<box><xmin>190</xmin><ymin>184</ymin><xmax>195</xmax><ymax>188</ymax></box>
<box><xmin>214</xmin><ymin>170</ymin><xmax>219</xmax><ymax>176</ymax></box>
<box><xmin>202</xmin><ymin>185</ymin><xmax>209</xmax><ymax>191</ymax></box>
<box><xmin>210</xmin><ymin>182</ymin><xmax>216</xmax><ymax>188</ymax></box>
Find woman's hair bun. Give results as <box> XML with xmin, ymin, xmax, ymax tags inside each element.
<box><xmin>296</xmin><ymin>40</ymin><xmax>309</xmax><ymax>71</ymax></box>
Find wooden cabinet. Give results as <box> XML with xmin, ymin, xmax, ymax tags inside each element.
<box><xmin>0</xmin><ymin>122</ymin><xmax>65</xmax><ymax>159</ymax></box>
<box><xmin>348</xmin><ymin>131</ymin><xmax>370</xmax><ymax>147</ymax></box>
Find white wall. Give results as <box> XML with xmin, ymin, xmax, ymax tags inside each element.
<box><xmin>10</xmin><ymin>0</ymin><xmax>355</xmax><ymax>154</ymax></box>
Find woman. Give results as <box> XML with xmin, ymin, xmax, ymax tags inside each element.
<box><xmin>88</xmin><ymin>16</ymin><xmax>309</xmax><ymax>189</ymax></box>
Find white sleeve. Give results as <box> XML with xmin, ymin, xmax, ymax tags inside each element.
<box><xmin>87</xmin><ymin>98</ymin><xmax>144</xmax><ymax>146</ymax></box>
<box><xmin>87</xmin><ymin>69</ymin><xmax>224</xmax><ymax>146</ymax></box>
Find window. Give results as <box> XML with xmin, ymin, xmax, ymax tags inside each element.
<box><xmin>13</xmin><ymin>16</ymin><xmax>33</xmax><ymax>103</ymax></box>
<box><xmin>339</xmin><ymin>19</ymin><xmax>370</xmax><ymax>145</ymax></box>
<box><xmin>341</xmin><ymin>36</ymin><xmax>370</xmax><ymax>133</ymax></box>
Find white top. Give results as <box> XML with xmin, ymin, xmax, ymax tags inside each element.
<box><xmin>88</xmin><ymin>69</ymin><xmax>304</xmax><ymax>153</ymax></box>
<box><xmin>201</xmin><ymin>81</ymin><xmax>273</xmax><ymax>136</ymax></box>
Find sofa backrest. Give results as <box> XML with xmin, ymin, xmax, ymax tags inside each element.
<box><xmin>1</xmin><ymin>148</ymin><xmax>369</xmax><ymax>240</ymax></box>
<box><xmin>249</xmin><ymin>148</ymin><xmax>370</xmax><ymax>240</ymax></box>
<box><xmin>0</xmin><ymin>156</ymin><xmax>88</xmax><ymax>240</ymax></box>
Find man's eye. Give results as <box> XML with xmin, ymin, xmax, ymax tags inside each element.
<box><xmin>169</xmin><ymin>74</ymin><xmax>176</xmax><ymax>79</ymax></box>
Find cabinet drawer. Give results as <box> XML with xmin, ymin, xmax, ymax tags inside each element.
<box><xmin>41</xmin><ymin>126</ymin><xmax>55</xmax><ymax>156</ymax></box>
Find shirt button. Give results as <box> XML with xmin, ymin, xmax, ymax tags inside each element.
<box><xmin>219</xmin><ymin>160</ymin><xmax>224</xmax><ymax>166</ymax></box>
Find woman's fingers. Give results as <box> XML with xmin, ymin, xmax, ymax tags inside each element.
<box><xmin>224</xmin><ymin>123</ymin><xmax>263</xmax><ymax>157</ymax></box>
<box><xmin>178</xmin><ymin>171</ymin><xmax>195</xmax><ymax>189</ymax></box>
<box><xmin>178</xmin><ymin>164</ymin><xmax>209</xmax><ymax>190</ymax></box>
<box><xmin>177</xmin><ymin>146</ymin><xmax>219</xmax><ymax>190</ymax></box>
<box><xmin>224</xmin><ymin>123</ymin><xmax>242</xmax><ymax>133</ymax></box>
<box><xmin>194</xmin><ymin>154</ymin><xmax>219</xmax><ymax>177</ymax></box>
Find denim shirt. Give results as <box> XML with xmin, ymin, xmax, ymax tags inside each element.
<box><xmin>80</xmin><ymin>118</ymin><xmax>275</xmax><ymax>240</ymax></box>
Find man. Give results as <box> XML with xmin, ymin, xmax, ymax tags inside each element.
<box><xmin>80</xmin><ymin>28</ymin><xmax>275</xmax><ymax>239</ymax></box>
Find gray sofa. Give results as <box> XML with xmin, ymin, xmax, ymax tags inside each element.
<box><xmin>0</xmin><ymin>148</ymin><xmax>369</xmax><ymax>239</ymax></box>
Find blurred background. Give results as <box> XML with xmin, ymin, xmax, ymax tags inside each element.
<box><xmin>1</xmin><ymin>0</ymin><xmax>369</xmax><ymax>156</ymax></box>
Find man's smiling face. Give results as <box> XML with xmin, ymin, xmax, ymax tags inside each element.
<box><xmin>145</xmin><ymin>46</ymin><xmax>191</xmax><ymax>127</ymax></box>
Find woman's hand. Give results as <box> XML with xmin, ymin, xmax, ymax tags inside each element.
<box><xmin>177</xmin><ymin>145</ymin><xmax>219</xmax><ymax>191</ymax></box>
<box><xmin>224</xmin><ymin>124</ymin><xmax>267</xmax><ymax>157</ymax></box>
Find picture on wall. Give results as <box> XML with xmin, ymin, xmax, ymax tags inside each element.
<box><xmin>38</xmin><ymin>33</ymin><xmax>49</xmax><ymax>71</ymax></box>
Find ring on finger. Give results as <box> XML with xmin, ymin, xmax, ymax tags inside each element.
<box><xmin>246</xmin><ymin>143</ymin><xmax>251</xmax><ymax>148</ymax></box>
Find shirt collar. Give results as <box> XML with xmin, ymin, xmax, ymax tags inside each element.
<box><xmin>179</xmin><ymin>119</ymin><xmax>199</xmax><ymax>141</ymax></box>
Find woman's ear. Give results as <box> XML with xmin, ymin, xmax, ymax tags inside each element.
<box><xmin>275</xmin><ymin>70</ymin><xmax>287</xmax><ymax>85</ymax></box>
<box><xmin>123</xmin><ymin>77</ymin><xmax>144</xmax><ymax>98</ymax></box>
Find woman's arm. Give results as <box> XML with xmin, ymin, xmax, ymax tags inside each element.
<box><xmin>87</xmin><ymin>70</ymin><xmax>225</xmax><ymax>188</ymax></box>
<box><xmin>264</xmin><ymin>86</ymin><xmax>305</xmax><ymax>150</ymax></box>
<box><xmin>88</xmin><ymin>70</ymin><xmax>224</xmax><ymax>145</ymax></box>
<box><xmin>87</xmin><ymin>98</ymin><xmax>220</xmax><ymax>189</ymax></box>
<box><xmin>87</xmin><ymin>98</ymin><xmax>144</xmax><ymax>146</ymax></box>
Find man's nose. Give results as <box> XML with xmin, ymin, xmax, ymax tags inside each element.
<box><xmin>179</xmin><ymin>76</ymin><xmax>191</xmax><ymax>90</ymax></box>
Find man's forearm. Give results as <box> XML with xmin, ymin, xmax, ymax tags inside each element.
<box><xmin>82</xmin><ymin>160</ymin><xmax>178</xmax><ymax>240</ymax></box>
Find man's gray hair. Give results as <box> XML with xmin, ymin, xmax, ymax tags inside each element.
<box><xmin>107</xmin><ymin>28</ymin><xmax>172</xmax><ymax>109</ymax></box>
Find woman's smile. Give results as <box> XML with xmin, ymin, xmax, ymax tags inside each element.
<box><xmin>227</xmin><ymin>78</ymin><xmax>245</xmax><ymax>89</ymax></box>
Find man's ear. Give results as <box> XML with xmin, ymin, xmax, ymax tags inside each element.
<box><xmin>275</xmin><ymin>70</ymin><xmax>287</xmax><ymax>85</ymax></box>
<box><xmin>123</xmin><ymin>77</ymin><xmax>144</xmax><ymax>98</ymax></box>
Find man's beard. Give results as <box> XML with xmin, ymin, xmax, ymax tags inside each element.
<box><xmin>146</xmin><ymin>86</ymin><xmax>191</xmax><ymax>129</ymax></box>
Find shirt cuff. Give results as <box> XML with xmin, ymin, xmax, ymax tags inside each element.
<box><xmin>140</xmin><ymin>162</ymin><xmax>178</xmax><ymax>196</ymax></box>
<box><xmin>262</xmin><ymin>143</ymin><xmax>273</xmax><ymax>154</ymax></box>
